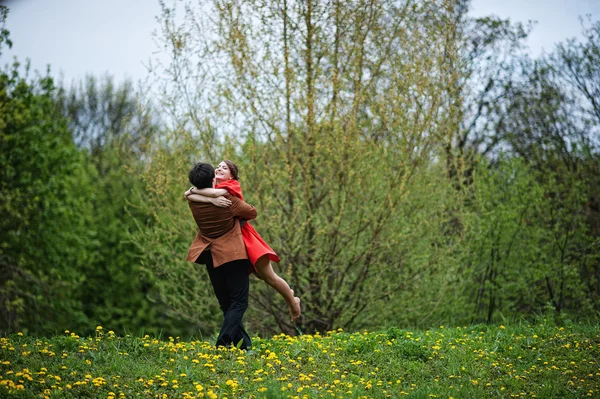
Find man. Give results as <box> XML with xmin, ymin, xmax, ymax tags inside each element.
<box><xmin>185</xmin><ymin>162</ymin><xmax>257</xmax><ymax>350</ymax></box>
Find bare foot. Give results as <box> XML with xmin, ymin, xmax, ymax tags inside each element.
<box><xmin>290</xmin><ymin>296</ymin><xmax>301</xmax><ymax>322</ymax></box>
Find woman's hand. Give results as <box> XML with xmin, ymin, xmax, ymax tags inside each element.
<box><xmin>210</xmin><ymin>196</ymin><xmax>232</xmax><ymax>207</ymax></box>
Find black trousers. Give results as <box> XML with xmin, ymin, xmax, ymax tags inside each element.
<box><xmin>196</xmin><ymin>251</ymin><xmax>252</xmax><ymax>350</ymax></box>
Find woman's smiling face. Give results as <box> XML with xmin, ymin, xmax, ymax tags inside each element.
<box><xmin>215</xmin><ymin>161</ymin><xmax>232</xmax><ymax>181</ymax></box>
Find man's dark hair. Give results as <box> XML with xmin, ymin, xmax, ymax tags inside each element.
<box><xmin>189</xmin><ymin>163</ymin><xmax>215</xmax><ymax>189</ymax></box>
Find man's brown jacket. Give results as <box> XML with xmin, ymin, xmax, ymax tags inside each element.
<box><xmin>185</xmin><ymin>194</ymin><xmax>257</xmax><ymax>267</ymax></box>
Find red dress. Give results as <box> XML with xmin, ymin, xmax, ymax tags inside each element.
<box><xmin>216</xmin><ymin>180</ymin><xmax>280</xmax><ymax>271</ymax></box>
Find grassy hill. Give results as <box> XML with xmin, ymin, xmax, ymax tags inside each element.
<box><xmin>1</xmin><ymin>321</ymin><xmax>598</xmax><ymax>398</ymax></box>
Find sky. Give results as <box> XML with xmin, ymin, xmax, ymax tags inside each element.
<box><xmin>1</xmin><ymin>0</ymin><xmax>599</xmax><ymax>86</ymax></box>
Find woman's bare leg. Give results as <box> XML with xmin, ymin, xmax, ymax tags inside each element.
<box><xmin>254</xmin><ymin>256</ymin><xmax>301</xmax><ymax>321</ymax></box>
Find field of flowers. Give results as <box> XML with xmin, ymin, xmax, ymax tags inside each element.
<box><xmin>1</xmin><ymin>321</ymin><xmax>599</xmax><ymax>398</ymax></box>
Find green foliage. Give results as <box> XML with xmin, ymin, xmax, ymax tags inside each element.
<box><xmin>0</xmin><ymin>63</ymin><xmax>93</xmax><ymax>333</ymax></box>
<box><xmin>1</xmin><ymin>322</ymin><xmax>599</xmax><ymax>398</ymax></box>
<box><xmin>0</xmin><ymin>5</ymin><xmax>12</xmax><ymax>57</ymax></box>
<box><xmin>446</xmin><ymin>13</ymin><xmax>600</xmax><ymax>326</ymax></box>
<box><xmin>75</xmin><ymin>144</ymin><xmax>167</xmax><ymax>336</ymax></box>
<box><xmin>0</xmin><ymin>48</ymin><xmax>168</xmax><ymax>335</ymax></box>
<box><xmin>147</xmin><ymin>0</ymin><xmax>464</xmax><ymax>335</ymax></box>
<box><xmin>55</xmin><ymin>75</ymin><xmax>158</xmax><ymax>156</ymax></box>
<box><xmin>54</xmin><ymin>76</ymin><xmax>168</xmax><ymax>337</ymax></box>
<box><xmin>464</xmin><ymin>158</ymin><xmax>547</xmax><ymax>322</ymax></box>
<box><xmin>461</xmin><ymin>157</ymin><xmax>598</xmax><ymax>323</ymax></box>
<box><xmin>3</xmin><ymin>0</ymin><xmax>599</xmax><ymax>339</ymax></box>
<box><xmin>130</xmin><ymin>129</ymin><xmax>223</xmax><ymax>336</ymax></box>
<box><xmin>347</xmin><ymin>163</ymin><xmax>467</xmax><ymax>330</ymax></box>
<box><xmin>466</xmin><ymin>19</ymin><xmax>600</xmax><ymax>321</ymax></box>
<box><xmin>138</xmin><ymin>1</ymin><xmax>600</xmax><ymax>337</ymax></box>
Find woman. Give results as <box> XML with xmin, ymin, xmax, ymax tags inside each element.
<box><xmin>185</xmin><ymin>160</ymin><xmax>301</xmax><ymax>322</ymax></box>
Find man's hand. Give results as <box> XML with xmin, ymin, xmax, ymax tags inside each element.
<box><xmin>210</xmin><ymin>196</ymin><xmax>232</xmax><ymax>207</ymax></box>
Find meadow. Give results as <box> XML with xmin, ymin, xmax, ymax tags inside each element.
<box><xmin>1</xmin><ymin>321</ymin><xmax>598</xmax><ymax>398</ymax></box>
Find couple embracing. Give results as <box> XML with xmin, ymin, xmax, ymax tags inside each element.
<box><xmin>184</xmin><ymin>160</ymin><xmax>301</xmax><ymax>350</ymax></box>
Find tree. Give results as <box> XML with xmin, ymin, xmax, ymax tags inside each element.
<box><xmin>493</xmin><ymin>24</ymin><xmax>600</xmax><ymax>315</ymax></box>
<box><xmin>458</xmin><ymin>18</ymin><xmax>600</xmax><ymax>320</ymax></box>
<box><xmin>137</xmin><ymin>0</ymin><xmax>464</xmax><ymax>335</ymax></box>
<box><xmin>445</xmin><ymin>12</ymin><xmax>531</xmax><ymax>186</ymax></box>
<box><xmin>0</xmin><ymin>5</ymin><xmax>12</xmax><ymax>57</ymax></box>
<box><xmin>54</xmin><ymin>75</ymin><xmax>170</xmax><ymax>336</ymax></box>
<box><xmin>553</xmin><ymin>19</ymin><xmax>600</xmax><ymax>131</ymax></box>
<box><xmin>55</xmin><ymin>75</ymin><xmax>157</xmax><ymax>162</ymax></box>
<box><xmin>461</xmin><ymin>156</ymin><xmax>596</xmax><ymax>323</ymax></box>
<box><xmin>0</xmin><ymin>61</ymin><xmax>94</xmax><ymax>333</ymax></box>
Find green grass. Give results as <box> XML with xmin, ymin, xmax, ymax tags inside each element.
<box><xmin>1</xmin><ymin>321</ymin><xmax>598</xmax><ymax>398</ymax></box>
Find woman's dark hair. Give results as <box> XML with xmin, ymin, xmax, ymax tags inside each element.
<box><xmin>189</xmin><ymin>163</ymin><xmax>215</xmax><ymax>188</ymax></box>
<box><xmin>223</xmin><ymin>159</ymin><xmax>239</xmax><ymax>180</ymax></box>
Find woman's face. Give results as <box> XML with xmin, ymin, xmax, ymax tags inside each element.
<box><xmin>215</xmin><ymin>161</ymin><xmax>232</xmax><ymax>182</ymax></box>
